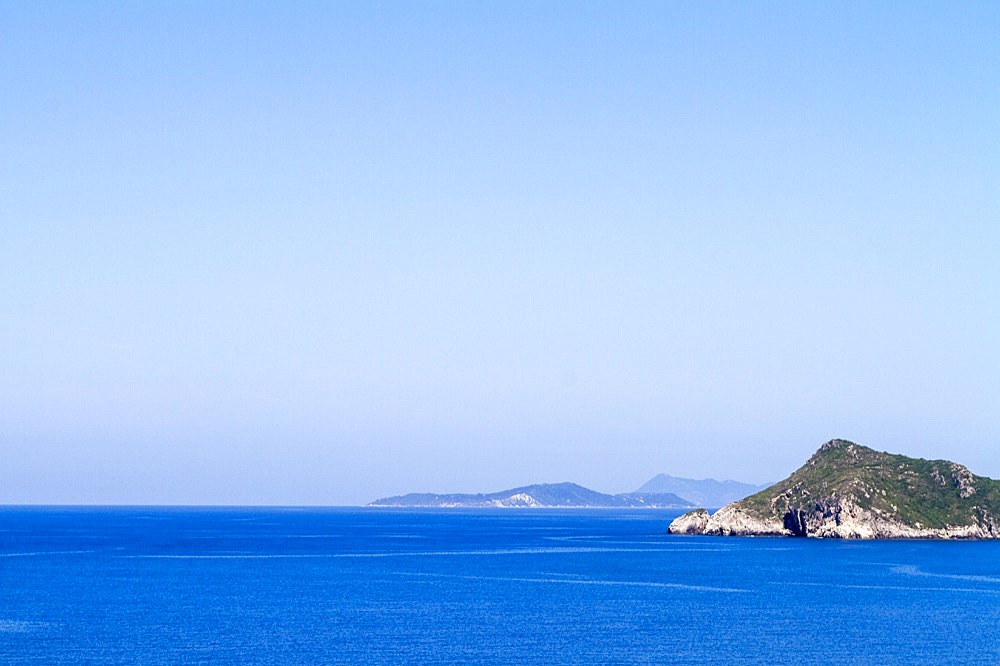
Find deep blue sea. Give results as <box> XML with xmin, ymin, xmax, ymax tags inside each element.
<box><xmin>2</xmin><ymin>507</ymin><xmax>999</xmax><ymax>664</ymax></box>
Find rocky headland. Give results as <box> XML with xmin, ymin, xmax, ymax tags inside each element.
<box><xmin>669</xmin><ymin>439</ymin><xmax>1000</xmax><ymax>539</ymax></box>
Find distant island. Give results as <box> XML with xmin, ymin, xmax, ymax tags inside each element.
<box><xmin>368</xmin><ymin>482</ymin><xmax>695</xmax><ymax>509</ymax></box>
<box><xmin>635</xmin><ymin>473</ymin><xmax>769</xmax><ymax>509</ymax></box>
<box><xmin>670</xmin><ymin>439</ymin><xmax>1000</xmax><ymax>539</ymax></box>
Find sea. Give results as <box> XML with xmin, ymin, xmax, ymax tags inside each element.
<box><xmin>1</xmin><ymin>507</ymin><xmax>998</xmax><ymax>665</ymax></box>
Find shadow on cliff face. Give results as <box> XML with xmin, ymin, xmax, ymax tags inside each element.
<box><xmin>783</xmin><ymin>509</ymin><xmax>808</xmax><ymax>536</ymax></box>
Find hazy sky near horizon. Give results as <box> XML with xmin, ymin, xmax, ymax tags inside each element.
<box><xmin>3</xmin><ymin>2</ymin><xmax>998</xmax><ymax>504</ymax></box>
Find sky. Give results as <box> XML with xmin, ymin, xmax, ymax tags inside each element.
<box><xmin>2</xmin><ymin>2</ymin><xmax>998</xmax><ymax>505</ymax></box>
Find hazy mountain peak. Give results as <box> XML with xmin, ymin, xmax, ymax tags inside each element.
<box><xmin>635</xmin><ymin>474</ymin><xmax>768</xmax><ymax>509</ymax></box>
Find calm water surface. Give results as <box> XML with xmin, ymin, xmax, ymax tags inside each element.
<box><xmin>1</xmin><ymin>507</ymin><xmax>999</xmax><ymax>664</ymax></box>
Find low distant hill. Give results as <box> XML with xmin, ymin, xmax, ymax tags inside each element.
<box><xmin>635</xmin><ymin>474</ymin><xmax>769</xmax><ymax>509</ymax></box>
<box><xmin>369</xmin><ymin>482</ymin><xmax>695</xmax><ymax>509</ymax></box>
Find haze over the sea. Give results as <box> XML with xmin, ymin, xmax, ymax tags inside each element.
<box><xmin>2</xmin><ymin>3</ymin><xmax>997</xmax><ymax>505</ymax></box>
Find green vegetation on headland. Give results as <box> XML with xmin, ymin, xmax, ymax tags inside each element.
<box><xmin>669</xmin><ymin>439</ymin><xmax>1000</xmax><ymax>539</ymax></box>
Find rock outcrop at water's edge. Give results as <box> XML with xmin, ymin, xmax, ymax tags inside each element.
<box><xmin>698</xmin><ymin>504</ymin><xmax>786</xmax><ymax>536</ymax></box>
<box><xmin>664</xmin><ymin>508</ymin><xmax>710</xmax><ymax>534</ymax></box>
<box><xmin>669</xmin><ymin>439</ymin><xmax>1000</xmax><ymax>539</ymax></box>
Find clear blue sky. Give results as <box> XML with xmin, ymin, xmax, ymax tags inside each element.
<box><xmin>2</xmin><ymin>2</ymin><xmax>998</xmax><ymax>504</ymax></box>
